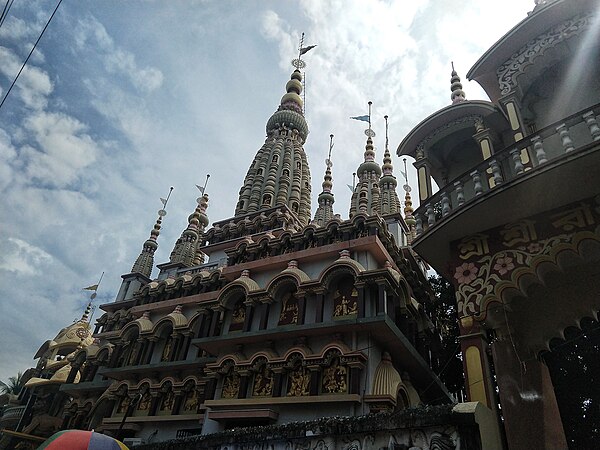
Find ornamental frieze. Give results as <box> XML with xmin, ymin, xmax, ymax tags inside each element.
<box><xmin>496</xmin><ymin>13</ymin><xmax>595</xmax><ymax>95</ymax></box>
<box><xmin>451</xmin><ymin>195</ymin><xmax>600</xmax><ymax>320</ymax></box>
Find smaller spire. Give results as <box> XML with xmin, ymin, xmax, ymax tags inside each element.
<box><xmin>450</xmin><ymin>62</ymin><xmax>466</xmax><ymax>104</ymax></box>
<box><xmin>132</xmin><ymin>187</ymin><xmax>173</xmax><ymax>278</ymax></box>
<box><xmin>378</xmin><ymin>115</ymin><xmax>401</xmax><ymax>216</ymax></box>
<box><xmin>401</xmin><ymin>158</ymin><xmax>417</xmax><ymax>243</ymax></box>
<box><xmin>313</xmin><ymin>134</ymin><xmax>335</xmax><ymax>226</ymax></box>
<box><xmin>170</xmin><ymin>178</ymin><xmax>210</xmax><ymax>267</ymax></box>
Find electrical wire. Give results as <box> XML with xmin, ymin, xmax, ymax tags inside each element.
<box><xmin>0</xmin><ymin>0</ymin><xmax>62</xmax><ymax>112</ymax></box>
<box><xmin>0</xmin><ymin>0</ymin><xmax>14</xmax><ymax>29</ymax></box>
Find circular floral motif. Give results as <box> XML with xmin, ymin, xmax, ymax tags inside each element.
<box><xmin>454</xmin><ymin>262</ymin><xmax>479</xmax><ymax>284</ymax></box>
<box><xmin>493</xmin><ymin>256</ymin><xmax>515</xmax><ymax>275</ymax></box>
<box><xmin>527</xmin><ymin>242</ymin><xmax>542</xmax><ymax>253</ymax></box>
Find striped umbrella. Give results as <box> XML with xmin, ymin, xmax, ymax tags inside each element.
<box><xmin>37</xmin><ymin>430</ymin><xmax>129</xmax><ymax>450</ymax></box>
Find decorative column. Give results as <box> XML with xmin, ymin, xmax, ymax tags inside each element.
<box><xmin>314</xmin><ymin>290</ymin><xmax>325</xmax><ymax>323</ymax></box>
<box><xmin>473</xmin><ymin>116</ymin><xmax>498</xmax><ymax>188</ymax></box>
<box><xmin>308</xmin><ymin>365</ymin><xmax>320</xmax><ymax>396</ymax></box>
<box><xmin>500</xmin><ymin>92</ymin><xmax>533</xmax><ymax>170</ymax></box>
<box><xmin>414</xmin><ymin>145</ymin><xmax>433</xmax><ymax>202</ymax></box>
<box><xmin>143</xmin><ymin>338</ymin><xmax>157</xmax><ymax>364</ymax></box>
<box><xmin>355</xmin><ymin>283</ymin><xmax>366</xmax><ymax>318</ymax></box>
<box><xmin>457</xmin><ymin>318</ymin><xmax>496</xmax><ymax>409</ymax></box>
<box><xmin>243</xmin><ymin>302</ymin><xmax>254</xmax><ymax>332</ymax></box>
<box><xmin>237</xmin><ymin>370</ymin><xmax>250</xmax><ymax>399</ymax></box>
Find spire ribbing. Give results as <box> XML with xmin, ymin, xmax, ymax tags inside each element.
<box><xmin>170</xmin><ymin>191</ymin><xmax>210</xmax><ymax>267</ymax></box>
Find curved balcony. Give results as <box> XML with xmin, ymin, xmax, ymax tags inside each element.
<box><xmin>412</xmin><ymin>103</ymin><xmax>600</xmax><ymax>275</ymax></box>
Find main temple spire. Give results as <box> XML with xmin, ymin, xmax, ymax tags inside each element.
<box><xmin>234</xmin><ymin>45</ymin><xmax>314</xmax><ymax>228</ymax></box>
<box><xmin>378</xmin><ymin>115</ymin><xmax>401</xmax><ymax>216</ymax></box>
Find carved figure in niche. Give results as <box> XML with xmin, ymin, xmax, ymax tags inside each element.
<box><xmin>252</xmin><ymin>366</ymin><xmax>274</xmax><ymax>397</ymax></box>
<box><xmin>287</xmin><ymin>365</ymin><xmax>310</xmax><ymax>396</ymax></box>
<box><xmin>160</xmin><ymin>390</ymin><xmax>175</xmax><ymax>411</ymax></box>
<box><xmin>183</xmin><ymin>389</ymin><xmax>199</xmax><ymax>412</ymax></box>
<box><xmin>229</xmin><ymin>300</ymin><xmax>246</xmax><ymax>332</ymax></box>
<box><xmin>278</xmin><ymin>293</ymin><xmax>299</xmax><ymax>325</ymax></box>
<box><xmin>221</xmin><ymin>370</ymin><xmax>241</xmax><ymax>399</ymax></box>
<box><xmin>322</xmin><ymin>358</ymin><xmax>347</xmax><ymax>394</ymax></box>
<box><xmin>116</xmin><ymin>396</ymin><xmax>130</xmax><ymax>414</ymax></box>
<box><xmin>161</xmin><ymin>335</ymin><xmax>173</xmax><ymax>362</ymax></box>
<box><xmin>333</xmin><ymin>288</ymin><xmax>358</xmax><ymax>318</ymax></box>
<box><xmin>137</xmin><ymin>391</ymin><xmax>151</xmax><ymax>411</ymax></box>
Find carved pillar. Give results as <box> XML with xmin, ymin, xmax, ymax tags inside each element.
<box><xmin>473</xmin><ymin>117</ymin><xmax>498</xmax><ymax>188</ymax></box>
<box><xmin>259</xmin><ymin>301</ymin><xmax>271</xmax><ymax>330</ymax></box>
<box><xmin>315</xmin><ymin>291</ymin><xmax>324</xmax><ymax>323</ymax></box>
<box><xmin>144</xmin><ymin>338</ymin><xmax>157</xmax><ymax>365</ymax></box>
<box><xmin>272</xmin><ymin>368</ymin><xmax>284</xmax><ymax>397</ymax></box>
<box><xmin>413</xmin><ymin>149</ymin><xmax>433</xmax><ymax>202</ymax></box>
<box><xmin>458</xmin><ymin>319</ymin><xmax>496</xmax><ymax>410</ymax></box>
<box><xmin>133</xmin><ymin>338</ymin><xmax>146</xmax><ymax>365</ymax></box>
<box><xmin>296</xmin><ymin>292</ymin><xmax>307</xmax><ymax>325</ymax></box>
<box><xmin>238</xmin><ymin>370</ymin><xmax>250</xmax><ymax>399</ymax></box>
<box><xmin>172</xmin><ymin>392</ymin><xmax>184</xmax><ymax>415</ymax></box>
<box><xmin>209</xmin><ymin>306</ymin><xmax>223</xmax><ymax>337</ymax></box>
<box><xmin>376</xmin><ymin>283</ymin><xmax>387</xmax><ymax>316</ymax></box>
<box><xmin>195</xmin><ymin>310</ymin><xmax>208</xmax><ymax>338</ymax></box>
<box><xmin>169</xmin><ymin>333</ymin><xmax>183</xmax><ymax>362</ymax></box>
<box><xmin>149</xmin><ymin>393</ymin><xmax>161</xmax><ymax>416</ymax></box>
<box><xmin>492</xmin><ymin>336</ymin><xmax>567</xmax><ymax>449</ymax></box>
<box><xmin>500</xmin><ymin>92</ymin><xmax>533</xmax><ymax>170</ymax></box>
<box><xmin>348</xmin><ymin>365</ymin><xmax>361</xmax><ymax>395</ymax></box>
<box><xmin>179</xmin><ymin>333</ymin><xmax>193</xmax><ymax>360</ymax></box>
<box><xmin>308</xmin><ymin>366</ymin><xmax>320</xmax><ymax>396</ymax></box>
<box><xmin>243</xmin><ymin>303</ymin><xmax>254</xmax><ymax>332</ymax></box>
<box><xmin>355</xmin><ymin>284</ymin><xmax>366</xmax><ymax>318</ymax></box>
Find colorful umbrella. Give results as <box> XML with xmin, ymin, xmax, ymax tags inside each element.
<box><xmin>37</xmin><ymin>430</ymin><xmax>129</xmax><ymax>450</ymax></box>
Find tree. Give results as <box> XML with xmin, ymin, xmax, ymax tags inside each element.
<box><xmin>425</xmin><ymin>275</ymin><xmax>464</xmax><ymax>397</ymax></box>
<box><xmin>543</xmin><ymin>324</ymin><xmax>600</xmax><ymax>449</ymax></box>
<box><xmin>0</xmin><ymin>372</ymin><xmax>23</xmax><ymax>395</ymax></box>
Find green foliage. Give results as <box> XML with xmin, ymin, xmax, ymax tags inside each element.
<box><xmin>425</xmin><ymin>275</ymin><xmax>464</xmax><ymax>396</ymax></box>
<box><xmin>543</xmin><ymin>325</ymin><xmax>600</xmax><ymax>449</ymax></box>
<box><xmin>0</xmin><ymin>372</ymin><xmax>23</xmax><ymax>395</ymax></box>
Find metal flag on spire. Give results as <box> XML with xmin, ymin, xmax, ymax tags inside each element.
<box><xmin>351</xmin><ymin>101</ymin><xmax>375</xmax><ymax>137</ymax></box>
<box><xmin>326</xmin><ymin>134</ymin><xmax>334</xmax><ymax>168</ymax></box>
<box><xmin>158</xmin><ymin>187</ymin><xmax>174</xmax><ymax>217</ymax></box>
<box><xmin>82</xmin><ymin>272</ymin><xmax>104</xmax><ymax>300</ymax></box>
<box><xmin>291</xmin><ymin>32</ymin><xmax>316</xmax><ymax>70</ymax></box>
<box><xmin>195</xmin><ymin>174</ymin><xmax>210</xmax><ymax>195</ymax></box>
<box><xmin>384</xmin><ymin>115</ymin><xmax>389</xmax><ymax>150</ymax></box>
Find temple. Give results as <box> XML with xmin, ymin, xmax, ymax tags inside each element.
<box><xmin>1</xmin><ymin>1</ymin><xmax>599</xmax><ymax>449</ymax></box>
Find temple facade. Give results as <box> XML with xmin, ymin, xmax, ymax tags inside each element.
<box><xmin>2</xmin><ymin>1</ymin><xmax>598</xmax><ymax>449</ymax></box>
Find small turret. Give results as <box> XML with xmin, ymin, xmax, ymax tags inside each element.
<box><xmin>378</xmin><ymin>115</ymin><xmax>402</xmax><ymax>216</ymax></box>
<box><xmin>450</xmin><ymin>62</ymin><xmax>467</xmax><ymax>104</ymax></box>
<box><xmin>313</xmin><ymin>134</ymin><xmax>336</xmax><ymax>226</ymax></box>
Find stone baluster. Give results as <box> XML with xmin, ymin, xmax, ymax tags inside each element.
<box><xmin>415</xmin><ymin>214</ymin><xmax>423</xmax><ymax>235</ymax></box>
<box><xmin>454</xmin><ymin>181</ymin><xmax>465</xmax><ymax>206</ymax></box>
<box><xmin>426</xmin><ymin>204</ymin><xmax>435</xmax><ymax>226</ymax></box>
<box><xmin>441</xmin><ymin>191</ymin><xmax>451</xmax><ymax>217</ymax></box>
<box><xmin>489</xmin><ymin>159</ymin><xmax>503</xmax><ymax>186</ymax></box>
<box><xmin>471</xmin><ymin>170</ymin><xmax>483</xmax><ymax>196</ymax></box>
<box><xmin>583</xmin><ymin>111</ymin><xmax>600</xmax><ymax>141</ymax></box>
<box><xmin>556</xmin><ymin>124</ymin><xmax>574</xmax><ymax>153</ymax></box>
<box><xmin>531</xmin><ymin>135</ymin><xmax>547</xmax><ymax>164</ymax></box>
<box><xmin>510</xmin><ymin>148</ymin><xmax>524</xmax><ymax>174</ymax></box>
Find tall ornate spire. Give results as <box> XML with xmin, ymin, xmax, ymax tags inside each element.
<box><xmin>401</xmin><ymin>158</ymin><xmax>417</xmax><ymax>243</ymax></box>
<box><xmin>378</xmin><ymin>115</ymin><xmax>401</xmax><ymax>216</ymax></box>
<box><xmin>170</xmin><ymin>177</ymin><xmax>210</xmax><ymax>267</ymax></box>
<box><xmin>349</xmin><ymin>102</ymin><xmax>382</xmax><ymax>218</ymax></box>
<box><xmin>131</xmin><ymin>187</ymin><xmax>173</xmax><ymax>278</ymax></box>
<box><xmin>450</xmin><ymin>62</ymin><xmax>466</xmax><ymax>104</ymax></box>
<box><xmin>234</xmin><ymin>49</ymin><xmax>313</xmax><ymax>227</ymax></box>
<box><xmin>313</xmin><ymin>134</ymin><xmax>335</xmax><ymax>226</ymax></box>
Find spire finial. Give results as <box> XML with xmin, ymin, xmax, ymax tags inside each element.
<box><xmin>382</xmin><ymin>115</ymin><xmax>393</xmax><ymax>176</ymax></box>
<box><xmin>402</xmin><ymin>158</ymin><xmax>416</xmax><ymax>239</ymax></box>
<box><xmin>450</xmin><ymin>62</ymin><xmax>466</xmax><ymax>104</ymax></box>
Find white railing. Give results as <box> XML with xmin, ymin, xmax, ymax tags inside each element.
<box><xmin>414</xmin><ymin>103</ymin><xmax>600</xmax><ymax>237</ymax></box>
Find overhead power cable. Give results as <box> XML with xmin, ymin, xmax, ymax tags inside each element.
<box><xmin>0</xmin><ymin>0</ymin><xmax>62</xmax><ymax>112</ymax></box>
<box><xmin>0</xmin><ymin>0</ymin><xmax>15</xmax><ymax>29</ymax></box>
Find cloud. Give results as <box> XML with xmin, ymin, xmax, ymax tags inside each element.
<box><xmin>0</xmin><ymin>46</ymin><xmax>53</xmax><ymax>110</ymax></box>
<box><xmin>0</xmin><ymin>237</ymin><xmax>53</xmax><ymax>275</ymax></box>
<box><xmin>74</xmin><ymin>16</ymin><xmax>164</xmax><ymax>93</ymax></box>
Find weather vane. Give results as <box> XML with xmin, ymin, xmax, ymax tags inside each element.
<box><xmin>291</xmin><ymin>32</ymin><xmax>316</xmax><ymax>70</ymax></box>
<box><xmin>195</xmin><ymin>174</ymin><xmax>210</xmax><ymax>205</ymax></box>
<box><xmin>402</xmin><ymin>158</ymin><xmax>411</xmax><ymax>193</ymax></box>
<box><xmin>350</xmin><ymin>101</ymin><xmax>375</xmax><ymax>138</ymax></box>
<box><xmin>158</xmin><ymin>187</ymin><xmax>174</xmax><ymax>217</ymax></box>
<box><xmin>326</xmin><ymin>134</ymin><xmax>334</xmax><ymax>168</ymax></box>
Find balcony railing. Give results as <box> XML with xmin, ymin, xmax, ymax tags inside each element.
<box><xmin>414</xmin><ymin>103</ymin><xmax>600</xmax><ymax>238</ymax></box>
<box><xmin>0</xmin><ymin>405</ymin><xmax>26</xmax><ymax>428</ymax></box>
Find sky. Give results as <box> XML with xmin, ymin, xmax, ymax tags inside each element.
<box><xmin>0</xmin><ymin>0</ymin><xmax>535</xmax><ymax>382</ymax></box>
